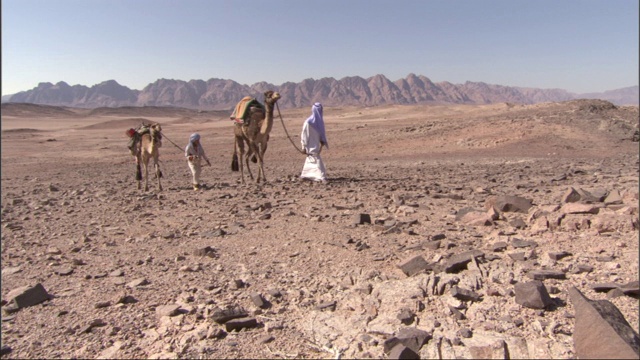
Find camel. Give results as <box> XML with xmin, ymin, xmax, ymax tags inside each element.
<box><xmin>231</xmin><ymin>90</ymin><xmax>281</xmax><ymax>184</ymax></box>
<box><xmin>135</xmin><ymin>123</ymin><xmax>163</xmax><ymax>191</ymax></box>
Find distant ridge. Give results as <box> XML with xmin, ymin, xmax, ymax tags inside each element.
<box><xmin>3</xmin><ymin>74</ymin><xmax>638</xmax><ymax>109</ymax></box>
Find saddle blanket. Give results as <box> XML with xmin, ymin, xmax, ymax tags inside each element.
<box><xmin>230</xmin><ymin>96</ymin><xmax>265</xmax><ymax>124</ymax></box>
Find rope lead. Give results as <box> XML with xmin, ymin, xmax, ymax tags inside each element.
<box><xmin>276</xmin><ymin>102</ymin><xmax>307</xmax><ymax>155</ymax></box>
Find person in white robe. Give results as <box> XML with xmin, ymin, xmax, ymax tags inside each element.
<box><xmin>185</xmin><ymin>133</ymin><xmax>211</xmax><ymax>190</ymax></box>
<box><xmin>300</xmin><ymin>102</ymin><xmax>328</xmax><ymax>182</ymax></box>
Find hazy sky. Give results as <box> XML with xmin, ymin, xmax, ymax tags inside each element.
<box><xmin>2</xmin><ymin>0</ymin><xmax>638</xmax><ymax>95</ymax></box>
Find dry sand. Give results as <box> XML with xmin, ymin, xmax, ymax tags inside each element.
<box><xmin>1</xmin><ymin>99</ymin><xmax>638</xmax><ymax>359</ymax></box>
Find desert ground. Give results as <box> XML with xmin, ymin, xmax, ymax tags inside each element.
<box><xmin>1</xmin><ymin>99</ymin><xmax>639</xmax><ymax>359</ymax></box>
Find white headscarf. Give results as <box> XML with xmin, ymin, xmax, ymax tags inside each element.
<box><xmin>305</xmin><ymin>102</ymin><xmax>328</xmax><ymax>148</ymax></box>
<box><xmin>185</xmin><ymin>133</ymin><xmax>204</xmax><ymax>157</ymax></box>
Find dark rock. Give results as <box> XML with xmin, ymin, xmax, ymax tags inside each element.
<box><xmin>548</xmin><ymin>251</ymin><xmax>572</xmax><ymax>261</ymax></box>
<box><xmin>485</xmin><ymin>195</ymin><xmax>533</xmax><ymax>213</ymax></box>
<box><xmin>620</xmin><ymin>281</ymin><xmax>640</xmax><ymax>297</ymax></box>
<box><xmin>424</xmin><ymin>240</ymin><xmax>441</xmax><ymax>250</ymax></box>
<box><xmin>457</xmin><ymin>327</ymin><xmax>472</xmax><ymax>338</ymax></box>
<box><xmin>249</xmin><ymin>292</ymin><xmax>267</xmax><ymax>308</ymax></box>
<box><xmin>388</xmin><ymin>344</ymin><xmax>419</xmax><ymax>359</ymax></box>
<box><xmin>591</xmin><ymin>283</ymin><xmax>621</xmax><ymax>293</ymax></box>
<box><xmin>569</xmin><ymin>287</ymin><xmax>640</xmax><ymax>359</ymax></box>
<box><xmin>562</xmin><ymin>187</ymin><xmax>582</xmax><ymax>203</ymax></box>
<box><xmin>396</xmin><ymin>327</ymin><xmax>432</xmax><ymax>353</ymax></box>
<box><xmin>491</xmin><ymin>241</ymin><xmax>508</xmax><ymax>252</ymax></box>
<box><xmin>508</xmin><ymin>252</ymin><xmax>526</xmax><ymax>261</ymax></box>
<box><xmin>79</xmin><ymin>318</ymin><xmax>107</xmax><ymax>334</ymax></box>
<box><xmin>397</xmin><ymin>255</ymin><xmax>431</xmax><ymax>276</ymax></box>
<box><xmin>528</xmin><ymin>269</ymin><xmax>567</xmax><ymax>280</ymax></box>
<box><xmin>354</xmin><ymin>213</ymin><xmax>371</xmax><ymax>225</ymax></box>
<box><xmin>315</xmin><ymin>301</ymin><xmax>337</xmax><ymax>311</ymax></box>
<box><xmin>0</xmin><ymin>345</ymin><xmax>11</xmax><ymax>356</ymax></box>
<box><xmin>431</xmin><ymin>233</ymin><xmax>446</xmax><ymax>241</ymax></box>
<box><xmin>511</xmin><ymin>238</ymin><xmax>538</xmax><ymax>248</ymax></box>
<box><xmin>607</xmin><ymin>288</ymin><xmax>625</xmax><ymax>299</ymax></box>
<box><xmin>397</xmin><ymin>308</ymin><xmax>415</xmax><ymax>325</ymax></box>
<box><xmin>571</xmin><ymin>264</ymin><xmax>594</xmax><ymax>274</ymax></box>
<box><xmin>5</xmin><ymin>283</ymin><xmax>50</xmax><ymax>310</ymax></box>
<box><xmin>193</xmin><ymin>246</ymin><xmax>217</xmax><ymax>258</ymax></box>
<box><xmin>383</xmin><ymin>337</ymin><xmax>402</xmax><ymax>354</ymax></box>
<box><xmin>115</xmin><ymin>294</ymin><xmax>137</xmax><ymax>304</ymax></box>
<box><xmin>211</xmin><ymin>307</ymin><xmax>249</xmax><ymax>324</ymax></box>
<box><xmin>444</xmin><ymin>250</ymin><xmax>485</xmax><ymax>273</ymax></box>
<box><xmin>514</xmin><ymin>281</ymin><xmax>553</xmax><ymax>309</ymax></box>
<box><xmin>449</xmin><ymin>305</ymin><xmax>466</xmax><ymax>320</ymax></box>
<box><xmin>94</xmin><ymin>301</ymin><xmax>111</xmax><ymax>309</ymax></box>
<box><xmin>450</xmin><ymin>286</ymin><xmax>482</xmax><ymax>302</ymax></box>
<box><xmin>224</xmin><ymin>316</ymin><xmax>258</xmax><ymax>332</ymax></box>
<box><xmin>509</xmin><ymin>217</ymin><xmax>527</xmax><ymax>229</ymax></box>
<box><xmin>485</xmin><ymin>254</ymin><xmax>501</xmax><ymax>261</ymax></box>
<box><xmin>258</xmin><ymin>334</ymin><xmax>274</xmax><ymax>344</ymax></box>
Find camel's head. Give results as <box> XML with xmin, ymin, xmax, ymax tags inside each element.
<box><xmin>150</xmin><ymin>123</ymin><xmax>162</xmax><ymax>133</ymax></box>
<box><xmin>149</xmin><ymin>123</ymin><xmax>162</xmax><ymax>144</ymax></box>
<box><xmin>264</xmin><ymin>90</ymin><xmax>281</xmax><ymax>104</ymax></box>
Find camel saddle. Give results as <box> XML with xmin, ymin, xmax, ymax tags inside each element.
<box><xmin>230</xmin><ymin>96</ymin><xmax>265</xmax><ymax>125</ymax></box>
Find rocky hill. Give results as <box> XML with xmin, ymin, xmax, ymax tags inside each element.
<box><xmin>4</xmin><ymin>74</ymin><xmax>638</xmax><ymax>109</ymax></box>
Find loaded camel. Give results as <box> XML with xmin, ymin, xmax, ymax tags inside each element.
<box><xmin>231</xmin><ymin>90</ymin><xmax>281</xmax><ymax>184</ymax></box>
<box><xmin>134</xmin><ymin>123</ymin><xmax>163</xmax><ymax>191</ymax></box>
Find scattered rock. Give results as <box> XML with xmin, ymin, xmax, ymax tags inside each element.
<box><xmin>126</xmin><ymin>278</ymin><xmax>149</xmax><ymax>288</ymax></box>
<box><xmin>485</xmin><ymin>195</ymin><xmax>533</xmax><ymax>213</ymax></box>
<box><xmin>224</xmin><ymin>316</ymin><xmax>258</xmax><ymax>332</ymax></box>
<box><xmin>569</xmin><ymin>287</ymin><xmax>640</xmax><ymax>359</ymax></box>
<box><xmin>397</xmin><ymin>255</ymin><xmax>431</xmax><ymax>276</ymax></box>
<box><xmin>444</xmin><ymin>250</ymin><xmax>485</xmax><ymax>273</ymax></box>
<box><xmin>156</xmin><ymin>304</ymin><xmax>181</xmax><ymax>317</ymax></box>
<box><xmin>528</xmin><ymin>269</ymin><xmax>566</xmax><ymax>280</ymax></box>
<box><xmin>211</xmin><ymin>307</ymin><xmax>248</xmax><ymax>324</ymax></box>
<box><xmin>4</xmin><ymin>283</ymin><xmax>50</xmax><ymax>311</ymax></box>
<box><xmin>514</xmin><ymin>281</ymin><xmax>553</xmax><ymax>309</ymax></box>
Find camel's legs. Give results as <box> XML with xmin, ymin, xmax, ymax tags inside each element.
<box><xmin>143</xmin><ymin>161</ymin><xmax>150</xmax><ymax>192</ymax></box>
<box><xmin>237</xmin><ymin>138</ymin><xmax>246</xmax><ymax>184</ymax></box>
<box><xmin>256</xmin><ymin>143</ymin><xmax>267</xmax><ymax>183</ymax></box>
<box><xmin>136</xmin><ymin>163</ymin><xmax>142</xmax><ymax>190</ymax></box>
<box><xmin>154</xmin><ymin>156</ymin><xmax>162</xmax><ymax>191</ymax></box>
<box><xmin>244</xmin><ymin>143</ymin><xmax>256</xmax><ymax>181</ymax></box>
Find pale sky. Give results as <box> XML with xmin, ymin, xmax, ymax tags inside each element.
<box><xmin>2</xmin><ymin>0</ymin><xmax>638</xmax><ymax>96</ymax></box>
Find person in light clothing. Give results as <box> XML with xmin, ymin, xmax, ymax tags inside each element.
<box><xmin>300</xmin><ymin>102</ymin><xmax>328</xmax><ymax>182</ymax></box>
<box><xmin>185</xmin><ymin>133</ymin><xmax>211</xmax><ymax>190</ymax></box>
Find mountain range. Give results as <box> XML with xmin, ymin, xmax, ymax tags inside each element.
<box><xmin>2</xmin><ymin>74</ymin><xmax>638</xmax><ymax>110</ymax></box>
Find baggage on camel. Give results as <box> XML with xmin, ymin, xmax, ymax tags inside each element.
<box><xmin>126</xmin><ymin>124</ymin><xmax>152</xmax><ymax>156</ymax></box>
<box><xmin>230</xmin><ymin>96</ymin><xmax>265</xmax><ymax>125</ymax></box>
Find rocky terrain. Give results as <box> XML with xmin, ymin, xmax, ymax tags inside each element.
<box><xmin>1</xmin><ymin>99</ymin><xmax>639</xmax><ymax>359</ymax></box>
<box><xmin>4</xmin><ymin>74</ymin><xmax>639</xmax><ymax>109</ymax></box>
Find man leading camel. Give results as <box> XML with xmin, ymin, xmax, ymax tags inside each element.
<box><xmin>185</xmin><ymin>133</ymin><xmax>211</xmax><ymax>191</ymax></box>
<box><xmin>300</xmin><ymin>102</ymin><xmax>328</xmax><ymax>182</ymax></box>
